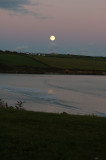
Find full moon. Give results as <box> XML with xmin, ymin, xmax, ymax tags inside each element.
<box><xmin>50</xmin><ymin>35</ymin><xmax>55</xmax><ymax>41</ymax></box>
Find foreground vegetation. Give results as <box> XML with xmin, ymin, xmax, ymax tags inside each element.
<box><xmin>0</xmin><ymin>100</ymin><xmax>106</xmax><ymax>160</ymax></box>
<box><xmin>1</xmin><ymin>50</ymin><xmax>106</xmax><ymax>74</ymax></box>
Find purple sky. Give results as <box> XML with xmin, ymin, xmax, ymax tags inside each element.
<box><xmin>0</xmin><ymin>0</ymin><xmax>106</xmax><ymax>56</ymax></box>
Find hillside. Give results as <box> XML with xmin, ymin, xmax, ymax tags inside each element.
<box><xmin>0</xmin><ymin>51</ymin><xmax>48</xmax><ymax>73</ymax></box>
<box><xmin>0</xmin><ymin>50</ymin><xmax>106</xmax><ymax>74</ymax></box>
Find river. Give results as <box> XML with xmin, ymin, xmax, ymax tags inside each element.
<box><xmin>0</xmin><ymin>74</ymin><xmax>106</xmax><ymax>116</ymax></box>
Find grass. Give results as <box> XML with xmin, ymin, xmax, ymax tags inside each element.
<box><xmin>0</xmin><ymin>108</ymin><xmax>106</xmax><ymax>160</ymax></box>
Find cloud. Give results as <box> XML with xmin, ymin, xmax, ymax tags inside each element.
<box><xmin>0</xmin><ymin>0</ymin><xmax>48</xmax><ymax>19</ymax></box>
<box><xmin>14</xmin><ymin>45</ymin><xmax>28</xmax><ymax>51</ymax></box>
<box><xmin>0</xmin><ymin>0</ymin><xmax>37</xmax><ymax>12</ymax></box>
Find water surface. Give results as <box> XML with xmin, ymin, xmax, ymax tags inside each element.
<box><xmin>0</xmin><ymin>74</ymin><xmax>106</xmax><ymax>116</ymax></box>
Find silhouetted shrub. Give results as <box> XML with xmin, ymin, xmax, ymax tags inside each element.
<box><xmin>0</xmin><ymin>99</ymin><xmax>25</xmax><ymax>110</ymax></box>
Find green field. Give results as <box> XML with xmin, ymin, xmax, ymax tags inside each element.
<box><xmin>0</xmin><ymin>108</ymin><xmax>106</xmax><ymax>160</ymax></box>
<box><xmin>34</xmin><ymin>54</ymin><xmax>106</xmax><ymax>70</ymax></box>
<box><xmin>0</xmin><ymin>51</ymin><xmax>47</xmax><ymax>68</ymax></box>
<box><xmin>1</xmin><ymin>50</ymin><xmax>106</xmax><ymax>74</ymax></box>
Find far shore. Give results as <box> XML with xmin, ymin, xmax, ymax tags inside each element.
<box><xmin>1</xmin><ymin>50</ymin><xmax>106</xmax><ymax>75</ymax></box>
<box><xmin>0</xmin><ymin>69</ymin><xmax>106</xmax><ymax>75</ymax></box>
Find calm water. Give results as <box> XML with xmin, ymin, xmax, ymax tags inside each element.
<box><xmin>0</xmin><ymin>74</ymin><xmax>106</xmax><ymax>116</ymax></box>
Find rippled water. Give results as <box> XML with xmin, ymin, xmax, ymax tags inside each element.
<box><xmin>0</xmin><ymin>74</ymin><xmax>106</xmax><ymax>116</ymax></box>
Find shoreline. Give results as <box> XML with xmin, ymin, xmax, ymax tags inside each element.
<box><xmin>0</xmin><ymin>69</ymin><xmax>106</xmax><ymax>75</ymax></box>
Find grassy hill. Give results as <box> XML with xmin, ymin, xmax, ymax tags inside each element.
<box><xmin>0</xmin><ymin>50</ymin><xmax>106</xmax><ymax>74</ymax></box>
<box><xmin>0</xmin><ymin>108</ymin><xmax>106</xmax><ymax>160</ymax></box>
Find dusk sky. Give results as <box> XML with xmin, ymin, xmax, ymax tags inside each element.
<box><xmin>0</xmin><ymin>0</ymin><xmax>106</xmax><ymax>56</ymax></box>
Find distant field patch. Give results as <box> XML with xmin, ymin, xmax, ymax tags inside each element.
<box><xmin>34</xmin><ymin>55</ymin><xmax>106</xmax><ymax>71</ymax></box>
<box><xmin>0</xmin><ymin>52</ymin><xmax>47</xmax><ymax>68</ymax></box>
